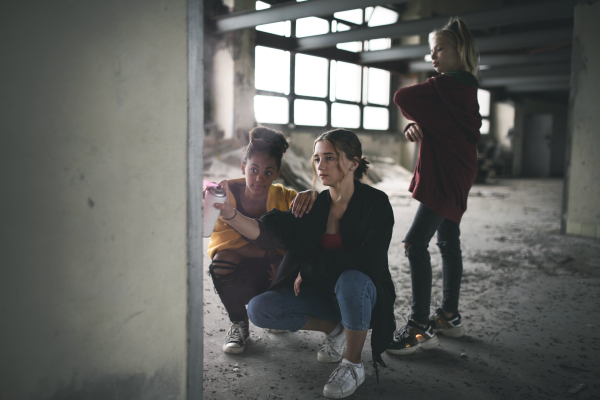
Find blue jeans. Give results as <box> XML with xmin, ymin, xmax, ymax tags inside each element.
<box><xmin>404</xmin><ymin>203</ymin><xmax>463</xmax><ymax>325</ymax></box>
<box><xmin>248</xmin><ymin>270</ymin><xmax>377</xmax><ymax>332</ymax></box>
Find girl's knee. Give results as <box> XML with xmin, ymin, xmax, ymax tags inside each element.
<box><xmin>247</xmin><ymin>293</ymin><xmax>273</xmax><ymax>328</ymax></box>
<box><xmin>436</xmin><ymin>241</ymin><xmax>462</xmax><ymax>256</ymax></box>
<box><xmin>336</xmin><ymin>271</ymin><xmax>376</xmax><ymax>301</ymax></box>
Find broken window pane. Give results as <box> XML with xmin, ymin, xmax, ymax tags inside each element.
<box><xmin>296</xmin><ymin>17</ymin><xmax>329</xmax><ymax>37</ymax></box>
<box><xmin>294</xmin><ymin>99</ymin><xmax>327</xmax><ymax>126</ymax></box>
<box><xmin>254</xmin><ymin>95</ymin><xmax>289</xmax><ymax>124</ymax></box>
<box><xmin>295</xmin><ymin>54</ymin><xmax>328</xmax><ymax>98</ymax></box>
<box><xmin>331</xmin><ymin>103</ymin><xmax>360</xmax><ymax>129</ymax></box>
<box><xmin>363</xmin><ymin>106</ymin><xmax>389</xmax><ymax>130</ymax></box>
<box><xmin>255</xmin><ymin>46</ymin><xmax>290</xmax><ymax>94</ymax></box>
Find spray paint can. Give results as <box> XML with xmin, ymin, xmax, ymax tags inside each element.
<box><xmin>203</xmin><ymin>186</ymin><xmax>226</xmax><ymax>238</ymax></box>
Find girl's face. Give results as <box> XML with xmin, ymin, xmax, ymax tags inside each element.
<box><xmin>241</xmin><ymin>152</ymin><xmax>280</xmax><ymax>196</ymax></box>
<box><xmin>313</xmin><ymin>140</ymin><xmax>357</xmax><ymax>187</ymax></box>
<box><xmin>430</xmin><ymin>34</ymin><xmax>463</xmax><ymax>73</ymax></box>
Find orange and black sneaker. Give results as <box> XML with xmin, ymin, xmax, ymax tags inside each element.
<box><xmin>386</xmin><ymin>320</ymin><xmax>439</xmax><ymax>355</ymax></box>
<box><xmin>430</xmin><ymin>308</ymin><xmax>465</xmax><ymax>338</ymax></box>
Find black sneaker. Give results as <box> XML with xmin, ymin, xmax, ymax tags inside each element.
<box><xmin>430</xmin><ymin>308</ymin><xmax>465</xmax><ymax>337</ymax></box>
<box><xmin>386</xmin><ymin>320</ymin><xmax>439</xmax><ymax>355</ymax></box>
<box><xmin>222</xmin><ymin>321</ymin><xmax>249</xmax><ymax>354</ymax></box>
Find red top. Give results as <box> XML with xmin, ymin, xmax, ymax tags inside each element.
<box><xmin>320</xmin><ymin>233</ymin><xmax>343</xmax><ymax>250</ymax></box>
<box><xmin>393</xmin><ymin>73</ymin><xmax>481</xmax><ymax>223</ymax></box>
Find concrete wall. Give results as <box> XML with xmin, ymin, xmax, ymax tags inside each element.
<box><xmin>0</xmin><ymin>1</ymin><xmax>189</xmax><ymax>399</ymax></box>
<box><xmin>564</xmin><ymin>0</ymin><xmax>600</xmax><ymax>238</ymax></box>
<box><xmin>207</xmin><ymin>0</ymin><xmax>255</xmax><ymax>141</ymax></box>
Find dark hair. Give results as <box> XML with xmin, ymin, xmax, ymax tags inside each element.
<box><xmin>243</xmin><ymin>126</ymin><xmax>289</xmax><ymax>170</ymax></box>
<box><xmin>311</xmin><ymin>129</ymin><xmax>369</xmax><ymax>192</ymax></box>
<box><xmin>429</xmin><ymin>17</ymin><xmax>479</xmax><ymax>79</ymax></box>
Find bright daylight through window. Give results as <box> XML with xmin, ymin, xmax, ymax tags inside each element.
<box><xmin>254</xmin><ymin>3</ymin><xmax>396</xmax><ymax>130</ymax></box>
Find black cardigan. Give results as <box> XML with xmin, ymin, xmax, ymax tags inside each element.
<box><xmin>250</xmin><ymin>180</ymin><xmax>396</xmax><ymax>367</ymax></box>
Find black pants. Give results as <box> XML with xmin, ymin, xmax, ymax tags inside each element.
<box><xmin>209</xmin><ymin>256</ymin><xmax>272</xmax><ymax>326</ymax></box>
<box><xmin>404</xmin><ymin>203</ymin><xmax>463</xmax><ymax>325</ymax></box>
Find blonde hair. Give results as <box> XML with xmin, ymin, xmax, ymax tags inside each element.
<box><xmin>311</xmin><ymin>129</ymin><xmax>369</xmax><ymax>196</ymax></box>
<box><xmin>429</xmin><ymin>17</ymin><xmax>479</xmax><ymax>79</ymax></box>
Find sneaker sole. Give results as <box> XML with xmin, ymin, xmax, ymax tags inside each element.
<box><xmin>318</xmin><ymin>349</ymin><xmax>345</xmax><ymax>363</ymax></box>
<box><xmin>386</xmin><ymin>335</ymin><xmax>439</xmax><ymax>355</ymax></box>
<box><xmin>433</xmin><ymin>326</ymin><xmax>465</xmax><ymax>338</ymax></box>
<box><xmin>223</xmin><ymin>344</ymin><xmax>246</xmax><ymax>354</ymax></box>
<box><xmin>323</xmin><ymin>373</ymin><xmax>365</xmax><ymax>398</ymax></box>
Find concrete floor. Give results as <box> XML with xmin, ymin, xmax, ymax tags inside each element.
<box><xmin>202</xmin><ymin>178</ymin><xmax>600</xmax><ymax>400</ymax></box>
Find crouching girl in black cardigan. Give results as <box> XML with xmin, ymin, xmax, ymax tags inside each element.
<box><xmin>213</xmin><ymin>129</ymin><xmax>396</xmax><ymax>399</ymax></box>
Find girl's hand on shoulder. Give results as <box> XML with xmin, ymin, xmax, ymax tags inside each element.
<box><xmin>213</xmin><ymin>180</ymin><xmax>235</xmax><ymax>219</ymax></box>
<box><xmin>290</xmin><ymin>190</ymin><xmax>316</xmax><ymax>218</ymax></box>
<box><xmin>405</xmin><ymin>124</ymin><xmax>423</xmax><ymax>143</ymax></box>
<box><xmin>294</xmin><ymin>272</ymin><xmax>303</xmax><ymax>296</ymax></box>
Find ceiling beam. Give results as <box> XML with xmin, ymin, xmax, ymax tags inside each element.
<box><xmin>360</xmin><ymin>27</ymin><xmax>573</xmax><ymax>64</ymax></box>
<box><xmin>481</xmin><ymin>74</ymin><xmax>570</xmax><ymax>87</ymax></box>
<box><xmin>479</xmin><ymin>62</ymin><xmax>571</xmax><ymax>79</ymax></box>
<box><xmin>409</xmin><ymin>48</ymin><xmax>572</xmax><ymax>72</ymax></box>
<box><xmin>214</xmin><ymin>0</ymin><xmax>414</xmax><ymax>33</ymax></box>
<box><xmin>296</xmin><ymin>0</ymin><xmax>574</xmax><ymax>51</ymax></box>
<box><xmin>506</xmin><ymin>80</ymin><xmax>571</xmax><ymax>92</ymax></box>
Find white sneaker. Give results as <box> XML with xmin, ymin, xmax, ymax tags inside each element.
<box><xmin>222</xmin><ymin>322</ymin><xmax>248</xmax><ymax>354</ymax></box>
<box><xmin>323</xmin><ymin>359</ymin><xmax>365</xmax><ymax>399</ymax></box>
<box><xmin>317</xmin><ymin>328</ymin><xmax>347</xmax><ymax>363</ymax></box>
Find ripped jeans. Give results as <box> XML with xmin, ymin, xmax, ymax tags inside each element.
<box><xmin>404</xmin><ymin>203</ymin><xmax>463</xmax><ymax>325</ymax></box>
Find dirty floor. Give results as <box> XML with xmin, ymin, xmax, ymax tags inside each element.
<box><xmin>202</xmin><ymin>178</ymin><xmax>600</xmax><ymax>400</ymax></box>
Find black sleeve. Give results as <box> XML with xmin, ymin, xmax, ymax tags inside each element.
<box><xmin>302</xmin><ymin>195</ymin><xmax>394</xmax><ymax>284</ymax></box>
<box><xmin>248</xmin><ymin>208</ymin><xmax>299</xmax><ymax>251</ymax></box>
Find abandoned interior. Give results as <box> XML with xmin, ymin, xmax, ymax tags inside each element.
<box><xmin>1</xmin><ymin>0</ymin><xmax>599</xmax><ymax>399</ymax></box>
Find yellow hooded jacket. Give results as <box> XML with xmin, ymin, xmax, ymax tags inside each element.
<box><xmin>207</xmin><ymin>178</ymin><xmax>297</xmax><ymax>259</ymax></box>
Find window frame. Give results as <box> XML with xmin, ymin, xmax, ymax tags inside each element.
<box><xmin>254</xmin><ymin>13</ymin><xmax>394</xmax><ymax>132</ymax></box>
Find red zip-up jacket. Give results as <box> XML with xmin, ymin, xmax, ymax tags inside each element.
<box><xmin>394</xmin><ymin>71</ymin><xmax>482</xmax><ymax>223</ymax></box>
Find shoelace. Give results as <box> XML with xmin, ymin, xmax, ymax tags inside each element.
<box><xmin>393</xmin><ymin>313</ymin><xmax>411</xmax><ymax>341</ymax></box>
<box><xmin>322</xmin><ymin>334</ymin><xmax>342</xmax><ymax>357</ymax></box>
<box><xmin>226</xmin><ymin>323</ymin><xmax>246</xmax><ymax>343</ymax></box>
<box><xmin>327</xmin><ymin>363</ymin><xmax>356</xmax><ymax>385</ymax></box>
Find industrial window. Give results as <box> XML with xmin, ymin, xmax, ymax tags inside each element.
<box><xmin>255</xmin><ymin>1</ymin><xmax>291</xmax><ymax>36</ymax></box>
<box><xmin>254</xmin><ymin>3</ymin><xmax>396</xmax><ymax>130</ymax></box>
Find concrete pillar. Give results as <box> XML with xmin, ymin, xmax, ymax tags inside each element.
<box><xmin>563</xmin><ymin>0</ymin><xmax>600</xmax><ymax>238</ymax></box>
<box><xmin>209</xmin><ymin>0</ymin><xmax>255</xmax><ymax>141</ymax></box>
<box><xmin>0</xmin><ymin>1</ymin><xmax>189</xmax><ymax>398</ymax></box>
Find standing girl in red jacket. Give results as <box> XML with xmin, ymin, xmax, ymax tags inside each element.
<box><xmin>386</xmin><ymin>18</ymin><xmax>482</xmax><ymax>355</ymax></box>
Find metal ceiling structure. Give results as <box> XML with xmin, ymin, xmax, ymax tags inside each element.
<box><xmin>212</xmin><ymin>0</ymin><xmax>576</xmax><ymax>93</ymax></box>
<box><xmin>215</xmin><ymin>0</ymin><xmax>413</xmax><ymax>32</ymax></box>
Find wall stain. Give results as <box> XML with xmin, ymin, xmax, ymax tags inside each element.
<box><xmin>88</xmin><ymin>197</ymin><xmax>95</xmax><ymax>208</ymax></box>
<box><xmin>124</xmin><ymin>310</ymin><xmax>144</xmax><ymax>324</ymax></box>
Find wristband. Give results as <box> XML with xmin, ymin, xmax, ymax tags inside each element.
<box><xmin>222</xmin><ymin>208</ymin><xmax>237</xmax><ymax>221</ymax></box>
